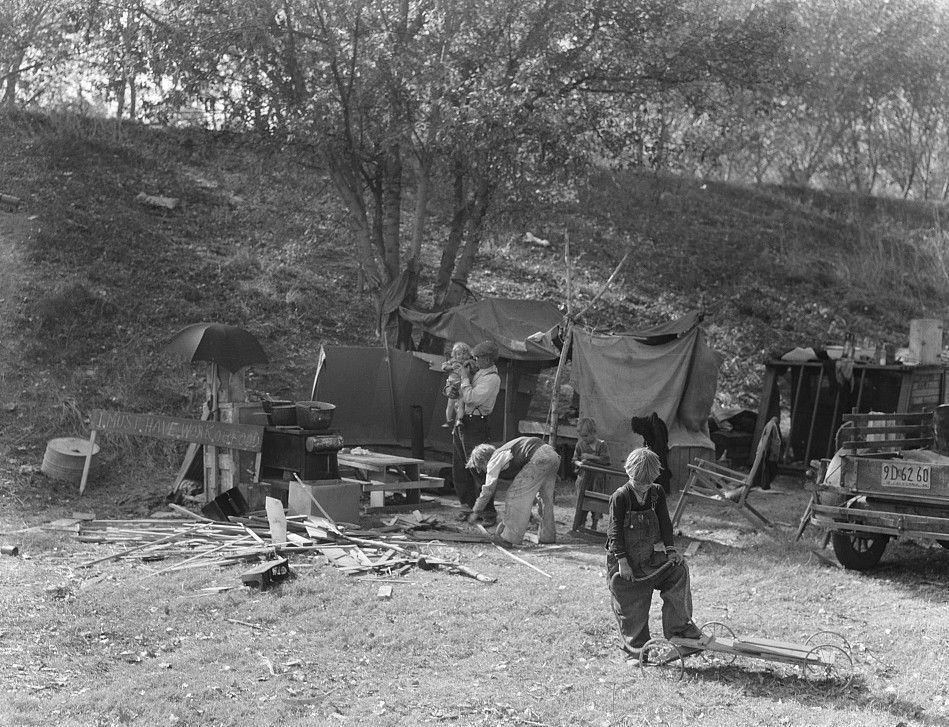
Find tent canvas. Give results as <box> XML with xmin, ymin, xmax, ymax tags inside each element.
<box><xmin>398</xmin><ymin>298</ymin><xmax>563</xmax><ymax>361</ymax></box>
<box><xmin>317</xmin><ymin>303</ymin><xmax>719</xmax><ymax>476</ymax></box>
<box><xmin>570</xmin><ymin>320</ymin><xmax>718</xmax><ymax>469</ymax></box>
<box><xmin>313</xmin><ymin>346</ymin><xmax>537</xmax><ymax>454</ymax></box>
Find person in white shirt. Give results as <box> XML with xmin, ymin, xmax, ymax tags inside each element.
<box><xmin>451</xmin><ymin>340</ymin><xmax>501</xmax><ymax>524</ymax></box>
<box><xmin>465</xmin><ymin>436</ymin><xmax>560</xmax><ymax>547</ymax></box>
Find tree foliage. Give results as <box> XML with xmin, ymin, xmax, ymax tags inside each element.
<box><xmin>8</xmin><ymin>0</ymin><xmax>949</xmax><ymax>342</ymax></box>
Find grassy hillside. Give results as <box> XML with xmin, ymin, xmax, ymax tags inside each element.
<box><xmin>2</xmin><ymin>111</ymin><xmax>949</xmax><ymax>509</ymax></box>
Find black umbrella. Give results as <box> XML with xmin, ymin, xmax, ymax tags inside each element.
<box><xmin>164</xmin><ymin>322</ymin><xmax>268</xmax><ymax>373</ymax></box>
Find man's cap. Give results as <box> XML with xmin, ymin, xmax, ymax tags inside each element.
<box><xmin>471</xmin><ymin>341</ymin><xmax>500</xmax><ymax>359</ymax></box>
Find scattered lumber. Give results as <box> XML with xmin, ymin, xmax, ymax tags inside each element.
<box><xmin>492</xmin><ymin>545</ymin><xmax>552</xmax><ymax>579</ymax></box>
<box><xmin>65</xmin><ymin>506</ymin><xmax>497</xmax><ymax>584</ymax></box>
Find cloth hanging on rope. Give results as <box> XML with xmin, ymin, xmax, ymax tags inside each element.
<box><xmin>631</xmin><ymin>413</ymin><xmax>672</xmax><ymax>494</ymax></box>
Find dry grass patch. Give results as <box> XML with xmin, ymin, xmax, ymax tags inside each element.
<box><xmin>0</xmin><ymin>478</ymin><xmax>947</xmax><ymax>726</ymax></box>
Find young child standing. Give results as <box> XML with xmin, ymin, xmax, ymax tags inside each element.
<box><xmin>572</xmin><ymin>417</ymin><xmax>611</xmax><ymax>530</ymax></box>
<box><xmin>606</xmin><ymin>447</ymin><xmax>702</xmax><ymax>665</ymax></box>
<box><xmin>441</xmin><ymin>341</ymin><xmax>478</xmax><ymax>427</ymax></box>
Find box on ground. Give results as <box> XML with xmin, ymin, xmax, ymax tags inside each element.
<box><xmin>289</xmin><ymin>478</ymin><xmax>361</xmax><ymax>523</ymax></box>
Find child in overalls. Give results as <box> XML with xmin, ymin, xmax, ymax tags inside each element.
<box><xmin>606</xmin><ymin>447</ymin><xmax>701</xmax><ymax>665</ymax></box>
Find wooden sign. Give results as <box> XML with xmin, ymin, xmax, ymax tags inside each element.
<box><xmin>88</xmin><ymin>410</ymin><xmax>264</xmax><ymax>452</ymax></box>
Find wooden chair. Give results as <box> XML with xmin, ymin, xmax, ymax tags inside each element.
<box><xmin>671</xmin><ymin>419</ymin><xmax>778</xmax><ymax>529</ymax></box>
<box><xmin>571</xmin><ymin>462</ymin><xmax>627</xmax><ymax>536</ymax></box>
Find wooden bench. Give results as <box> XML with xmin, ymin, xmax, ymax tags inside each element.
<box><xmin>337</xmin><ymin>452</ymin><xmax>444</xmax><ymax>508</ymax></box>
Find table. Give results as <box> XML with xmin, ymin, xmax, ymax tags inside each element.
<box><xmin>336</xmin><ymin>452</ymin><xmax>443</xmax><ymax>508</ymax></box>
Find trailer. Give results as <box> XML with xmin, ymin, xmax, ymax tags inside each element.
<box><xmin>639</xmin><ymin>622</ymin><xmax>854</xmax><ymax>688</ymax></box>
<box><xmin>798</xmin><ymin>411</ymin><xmax>949</xmax><ymax>570</ymax></box>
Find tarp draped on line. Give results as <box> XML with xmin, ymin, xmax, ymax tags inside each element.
<box><xmin>398</xmin><ymin>298</ymin><xmax>563</xmax><ymax>360</ymax></box>
<box><xmin>313</xmin><ymin>346</ymin><xmax>537</xmax><ymax>453</ymax></box>
<box><xmin>571</xmin><ymin>324</ymin><xmax>718</xmax><ymax>467</ymax></box>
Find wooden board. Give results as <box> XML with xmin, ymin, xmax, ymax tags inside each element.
<box><xmin>360</xmin><ymin>480</ymin><xmax>436</xmax><ymax>492</ymax></box>
<box><xmin>89</xmin><ymin>409</ymin><xmax>264</xmax><ymax>451</ymax></box>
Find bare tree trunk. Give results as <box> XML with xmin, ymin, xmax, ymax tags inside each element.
<box><xmin>450</xmin><ymin>176</ymin><xmax>493</xmax><ymax>304</ymax></box>
<box><xmin>432</xmin><ymin>165</ymin><xmax>469</xmax><ymax>306</ymax></box>
<box><xmin>128</xmin><ymin>74</ymin><xmax>137</xmax><ymax>120</ymax></box>
<box><xmin>1</xmin><ymin>52</ymin><xmax>25</xmax><ymax>106</ymax></box>
<box><xmin>115</xmin><ymin>79</ymin><xmax>126</xmax><ymax>119</ymax></box>
<box><xmin>381</xmin><ymin>142</ymin><xmax>402</xmax><ymax>281</ymax></box>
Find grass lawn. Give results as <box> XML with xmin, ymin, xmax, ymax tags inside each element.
<box><xmin>1</xmin><ymin>472</ymin><xmax>947</xmax><ymax>727</ymax></box>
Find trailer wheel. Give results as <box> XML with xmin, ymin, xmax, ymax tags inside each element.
<box><xmin>831</xmin><ymin>531</ymin><xmax>888</xmax><ymax>570</ymax></box>
<box><xmin>803</xmin><ymin>643</ymin><xmax>854</xmax><ymax>690</ymax></box>
<box><xmin>640</xmin><ymin>638</ymin><xmax>685</xmax><ymax>682</ymax></box>
<box><xmin>699</xmin><ymin>621</ymin><xmax>737</xmax><ymax>666</ymax></box>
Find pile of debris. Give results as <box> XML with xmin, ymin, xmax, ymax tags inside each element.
<box><xmin>68</xmin><ymin>504</ymin><xmax>497</xmax><ymax>589</ymax></box>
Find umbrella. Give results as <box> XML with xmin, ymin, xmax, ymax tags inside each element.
<box><xmin>163</xmin><ymin>323</ymin><xmax>268</xmax><ymax>502</ymax></box>
<box><xmin>163</xmin><ymin>322</ymin><xmax>268</xmax><ymax>373</ymax></box>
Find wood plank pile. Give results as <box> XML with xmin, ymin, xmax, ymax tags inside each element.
<box><xmin>70</xmin><ymin>508</ymin><xmax>497</xmax><ymax>584</ymax></box>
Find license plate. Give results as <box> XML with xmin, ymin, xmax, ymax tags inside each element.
<box><xmin>880</xmin><ymin>462</ymin><xmax>931</xmax><ymax>489</ymax></box>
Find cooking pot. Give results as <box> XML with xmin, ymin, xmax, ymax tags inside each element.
<box><xmin>261</xmin><ymin>399</ymin><xmax>297</xmax><ymax>426</ymax></box>
<box><xmin>295</xmin><ymin>401</ymin><xmax>336</xmax><ymax>430</ymax></box>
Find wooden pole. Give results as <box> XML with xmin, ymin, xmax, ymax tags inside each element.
<box><xmin>207</xmin><ymin>362</ymin><xmax>219</xmax><ymax>502</ymax></box>
<box><xmin>381</xmin><ymin>331</ymin><xmax>400</xmax><ymax>442</ymax></box>
<box><xmin>545</xmin><ymin>251</ymin><xmax>630</xmax><ymax>449</ymax></box>
<box><xmin>564</xmin><ymin>231</ymin><xmax>573</xmax><ymax>319</ymax></box>
<box><xmin>502</xmin><ymin>366</ymin><xmax>514</xmax><ymax>442</ymax></box>
<box><xmin>546</xmin><ymin>322</ymin><xmax>573</xmax><ymax>450</ymax></box>
<box><xmin>78</xmin><ymin>429</ymin><xmax>98</xmax><ymax>496</ymax></box>
<box><xmin>293</xmin><ymin>473</ymin><xmax>338</xmax><ymax>527</ymax></box>
<box><xmin>546</xmin><ymin>233</ymin><xmax>575</xmax><ymax>450</ymax></box>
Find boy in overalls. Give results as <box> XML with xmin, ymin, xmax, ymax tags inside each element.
<box><xmin>606</xmin><ymin>447</ymin><xmax>701</xmax><ymax>665</ymax></box>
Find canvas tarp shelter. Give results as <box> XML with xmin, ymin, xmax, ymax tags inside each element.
<box><xmin>398</xmin><ymin>298</ymin><xmax>563</xmax><ymax>361</ymax></box>
<box><xmin>312</xmin><ymin>346</ymin><xmax>540</xmax><ymax>455</ymax></box>
<box><xmin>570</xmin><ymin>313</ymin><xmax>718</xmax><ymax>470</ymax></box>
<box><xmin>315</xmin><ymin>304</ymin><xmax>719</xmax><ymax>478</ymax></box>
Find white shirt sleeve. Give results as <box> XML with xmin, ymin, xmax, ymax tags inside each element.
<box><xmin>473</xmin><ymin>449</ymin><xmax>513</xmax><ymax>512</ymax></box>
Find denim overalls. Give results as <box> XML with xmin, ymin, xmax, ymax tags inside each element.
<box><xmin>607</xmin><ymin>484</ymin><xmax>701</xmax><ymax>656</ymax></box>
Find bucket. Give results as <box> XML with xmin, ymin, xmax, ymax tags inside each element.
<box><xmin>295</xmin><ymin>401</ymin><xmax>335</xmax><ymax>430</ymax></box>
<box><xmin>909</xmin><ymin>319</ymin><xmax>943</xmax><ymax>364</ymax></box>
<box><xmin>41</xmin><ymin>437</ymin><xmax>100</xmax><ymax>484</ymax></box>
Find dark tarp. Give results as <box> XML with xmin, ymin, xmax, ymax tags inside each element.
<box><xmin>622</xmin><ymin>310</ymin><xmax>703</xmax><ymax>344</ymax></box>
<box><xmin>315</xmin><ymin>309</ymin><xmax>720</xmax><ymax>470</ymax></box>
<box><xmin>398</xmin><ymin>298</ymin><xmax>563</xmax><ymax>361</ymax></box>
<box><xmin>313</xmin><ymin>346</ymin><xmax>537</xmax><ymax>454</ymax></box>
<box><xmin>570</xmin><ymin>314</ymin><xmax>719</xmax><ymax>466</ymax></box>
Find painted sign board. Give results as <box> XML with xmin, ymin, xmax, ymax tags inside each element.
<box><xmin>89</xmin><ymin>410</ymin><xmax>264</xmax><ymax>452</ymax></box>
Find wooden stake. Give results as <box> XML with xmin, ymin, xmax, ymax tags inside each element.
<box><xmin>77</xmin><ymin>524</ymin><xmax>205</xmax><ymax>568</ymax></box>
<box><xmin>207</xmin><ymin>362</ymin><xmax>219</xmax><ymax>502</ymax></box>
<box><xmin>79</xmin><ymin>429</ymin><xmax>98</xmax><ymax>496</ymax></box>
<box><xmin>493</xmin><ymin>544</ymin><xmax>552</xmax><ymax>578</ymax></box>
<box><xmin>139</xmin><ymin>535</ymin><xmax>255</xmax><ymax>579</ymax></box>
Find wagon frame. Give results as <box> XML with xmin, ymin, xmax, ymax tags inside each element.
<box><xmin>639</xmin><ymin>622</ymin><xmax>854</xmax><ymax>688</ymax></box>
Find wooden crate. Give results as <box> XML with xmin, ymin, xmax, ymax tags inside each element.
<box><xmin>668</xmin><ymin>445</ymin><xmax>715</xmax><ymax>493</ymax></box>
